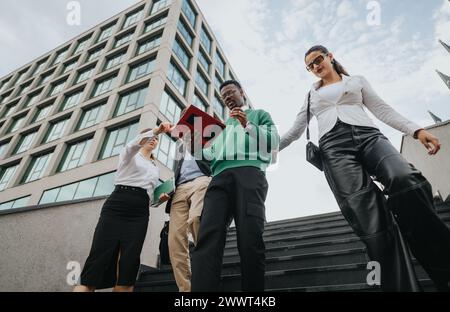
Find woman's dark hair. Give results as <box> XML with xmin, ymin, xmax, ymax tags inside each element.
<box><xmin>305</xmin><ymin>45</ymin><xmax>349</xmax><ymax>77</ymax></box>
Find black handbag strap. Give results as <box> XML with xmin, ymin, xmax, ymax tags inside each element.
<box><xmin>306</xmin><ymin>91</ymin><xmax>312</xmax><ymax>141</ymax></box>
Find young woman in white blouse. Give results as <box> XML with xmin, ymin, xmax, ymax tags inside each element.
<box><xmin>74</xmin><ymin>122</ymin><xmax>172</xmax><ymax>292</ymax></box>
<box><xmin>280</xmin><ymin>45</ymin><xmax>450</xmax><ymax>291</ymax></box>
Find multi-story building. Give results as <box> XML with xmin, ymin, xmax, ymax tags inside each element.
<box><xmin>401</xmin><ymin>120</ymin><xmax>450</xmax><ymax>202</ymax></box>
<box><xmin>0</xmin><ymin>0</ymin><xmax>249</xmax><ymax>291</ymax></box>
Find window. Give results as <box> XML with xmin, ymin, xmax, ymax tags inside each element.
<box><xmin>195</xmin><ymin>69</ymin><xmax>208</xmax><ymax>96</ymax></box>
<box><xmin>173</xmin><ymin>38</ymin><xmax>190</xmax><ymax>70</ymax></box>
<box><xmin>99</xmin><ymin>122</ymin><xmax>139</xmax><ymax>159</ymax></box>
<box><xmin>97</xmin><ymin>23</ymin><xmax>116</xmax><ymax>43</ymax></box>
<box><xmin>21</xmin><ymin>152</ymin><xmax>53</xmax><ymax>184</ymax></box>
<box><xmin>52</xmin><ymin>48</ymin><xmax>68</xmax><ymax>66</ymax></box>
<box><xmin>123</xmin><ymin>8</ymin><xmax>143</xmax><ymax>29</ymax></box>
<box><xmin>0</xmin><ymin>91</ymin><xmax>12</xmax><ymax>105</ymax></box>
<box><xmin>160</xmin><ymin>90</ymin><xmax>183</xmax><ymax>124</ymax></box>
<box><xmin>38</xmin><ymin>71</ymin><xmax>54</xmax><ymax>86</ymax></box>
<box><xmin>0</xmin><ymin>78</ymin><xmax>11</xmax><ymax>93</ymax></box>
<box><xmin>76</xmin><ymin>103</ymin><xmax>106</xmax><ymax>131</ymax></box>
<box><xmin>154</xmin><ymin>134</ymin><xmax>176</xmax><ymax>169</ymax></box>
<box><xmin>74</xmin><ymin>36</ymin><xmax>91</xmax><ymax>55</ymax></box>
<box><xmin>200</xmin><ymin>26</ymin><xmax>212</xmax><ymax>54</ymax></box>
<box><xmin>0</xmin><ymin>141</ymin><xmax>9</xmax><ymax>157</ymax></box>
<box><xmin>24</xmin><ymin>91</ymin><xmax>42</xmax><ymax>107</ymax></box>
<box><xmin>178</xmin><ymin>19</ymin><xmax>193</xmax><ymax>47</ymax></box>
<box><xmin>213</xmin><ymin>94</ymin><xmax>225</xmax><ymax>120</ymax></box>
<box><xmin>182</xmin><ymin>0</ymin><xmax>197</xmax><ymax>27</ymax></box>
<box><xmin>31</xmin><ymin>60</ymin><xmax>47</xmax><ymax>76</ymax></box>
<box><xmin>14</xmin><ymin>70</ymin><xmax>28</xmax><ymax>86</ymax></box>
<box><xmin>58</xmin><ymin>138</ymin><xmax>93</xmax><ymax>172</ymax></box>
<box><xmin>144</xmin><ymin>14</ymin><xmax>167</xmax><ymax>33</ymax></box>
<box><xmin>75</xmin><ymin>66</ymin><xmax>95</xmax><ymax>84</ymax></box>
<box><xmin>13</xmin><ymin>131</ymin><xmax>38</xmax><ymax>155</ymax></box>
<box><xmin>48</xmin><ymin>79</ymin><xmax>67</xmax><ymax>97</ymax></box>
<box><xmin>215</xmin><ymin>52</ymin><xmax>226</xmax><ymax>78</ymax></box>
<box><xmin>63</xmin><ymin>60</ymin><xmax>78</xmax><ymax>74</ymax></box>
<box><xmin>214</xmin><ymin>74</ymin><xmax>223</xmax><ymax>91</ymax></box>
<box><xmin>115</xmin><ymin>87</ymin><xmax>148</xmax><ymax>117</ymax></box>
<box><xmin>1</xmin><ymin>103</ymin><xmax>17</xmax><ymax>119</ymax></box>
<box><xmin>127</xmin><ymin>58</ymin><xmax>155</xmax><ymax>83</ymax></box>
<box><xmin>151</xmin><ymin>0</ymin><xmax>172</xmax><ymax>15</ymax></box>
<box><xmin>18</xmin><ymin>81</ymin><xmax>33</xmax><ymax>97</ymax></box>
<box><xmin>104</xmin><ymin>51</ymin><xmax>127</xmax><ymax>71</ymax></box>
<box><xmin>137</xmin><ymin>34</ymin><xmax>161</xmax><ymax>55</ymax></box>
<box><xmin>61</xmin><ymin>90</ymin><xmax>84</xmax><ymax>111</ymax></box>
<box><xmin>114</xmin><ymin>32</ymin><xmax>134</xmax><ymax>48</ymax></box>
<box><xmin>91</xmin><ymin>75</ymin><xmax>117</xmax><ymax>97</ymax></box>
<box><xmin>43</xmin><ymin>118</ymin><xmax>70</xmax><ymax>143</ymax></box>
<box><xmin>193</xmin><ymin>93</ymin><xmax>207</xmax><ymax>112</ymax></box>
<box><xmin>7</xmin><ymin>115</ymin><xmax>27</xmax><ymax>134</ymax></box>
<box><xmin>198</xmin><ymin>49</ymin><xmax>210</xmax><ymax>72</ymax></box>
<box><xmin>39</xmin><ymin>172</ymin><xmax>116</xmax><ymax>204</ymax></box>
<box><xmin>0</xmin><ymin>196</ymin><xmax>30</xmax><ymax>211</ymax></box>
<box><xmin>167</xmin><ymin>62</ymin><xmax>187</xmax><ymax>96</ymax></box>
<box><xmin>87</xmin><ymin>46</ymin><xmax>104</xmax><ymax>62</ymax></box>
<box><xmin>0</xmin><ymin>164</ymin><xmax>19</xmax><ymax>191</ymax></box>
<box><xmin>32</xmin><ymin>104</ymin><xmax>53</xmax><ymax>123</ymax></box>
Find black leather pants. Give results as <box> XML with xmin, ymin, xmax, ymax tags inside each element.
<box><xmin>319</xmin><ymin>120</ymin><xmax>450</xmax><ymax>291</ymax></box>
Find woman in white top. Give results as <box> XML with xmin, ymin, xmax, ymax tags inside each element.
<box><xmin>74</xmin><ymin>122</ymin><xmax>172</xmax><ymax>292</ymax></box>
<box><xmin>280</xmin><ymin>45</ymin><xmax>450</xmax><ymax>291</ymax></box>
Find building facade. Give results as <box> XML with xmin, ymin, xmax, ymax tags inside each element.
<box><xmin>0</xmin><ymin>0</ymin><xmax>247</xmax><ymax>291</ymax></box>
<box><xmin>0</xmin><ymin>0</ymin><xmax>243</xmax><ymax>210</ymax></box>
<box><xmin>401</xmin><ymin>121</ymin><xmax>450</xmax><ymax>202</ymax></box>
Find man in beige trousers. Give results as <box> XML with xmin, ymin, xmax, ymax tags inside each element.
<box><xmin>165</xmin><ymin>128</ymin><xmax>212</xmax><ymax>292</ymax></box>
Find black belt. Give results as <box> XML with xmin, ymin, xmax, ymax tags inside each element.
<box><xmin>115</xmin><ymin>185</ymin><xmax>147</xmax><ymax>194</ymax></box>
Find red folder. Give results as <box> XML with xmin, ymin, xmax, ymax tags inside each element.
<box><xmin>174</xmin><ymin>105</ymin><xmax>226</xmax><ymax>147</ymax></box>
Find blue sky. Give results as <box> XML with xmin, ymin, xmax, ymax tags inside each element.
<box><xmin>1</xmin><ymin>0</ymin><xmax>449</xmax><ymax>221</ymax></box>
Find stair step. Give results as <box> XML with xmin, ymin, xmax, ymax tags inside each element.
<box><xmin>224</xmin><ymin>237</ymin><xmax>365</xmax><ymax>262</ymax></box>
<box><xmin>226</xmin><ymin>228</ymin><xmax>359</xmax><ymax>250</ymax></box>
<box><xmin>226</xmin><ymin>213</ymin><xmax>450</xmax><ymax>240</ymax></box>
<box><xmin>140</xmin><ymin>248</ymin><xmax>368</xmax><ymax>282</ymax></box>
<box><xmin>135</xmin><ymin>204</ymin><xmax>450</xmax><ymax>292</ymax></box>
<box><xmin>226</xmin><ymin>220</ymin><xmax>352</xmax><ymax>242</ymax></box>
<box><xmin>135</xmin><ymin>262</ymin><xmax>432</xmax><ymax>292</ymax></box>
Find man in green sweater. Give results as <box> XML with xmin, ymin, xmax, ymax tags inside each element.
<box><xmin>191</xmin><ymin>80</ymin><xmax>280</xmax><ymax>292</ymax></box>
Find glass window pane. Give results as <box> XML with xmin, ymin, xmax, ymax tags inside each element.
<box><xmin>56</xmin><ymin>183</ymin><xmax>78</xmax><ymax>202</ymax></box>
<box><xmin>172</xmin><ymin>39</ymin><xmax>190</xmax><ymax>70</ymax></box>
<box><xmin>182</xmin><ymin>0</ymin><xmax>196</xmax><ymax>27</ymax></box>
<box><xmin>40</xmin><ymin>188</ymin><xmax>60</xmax><ymax>204</ymax></box>
<box><xmin>177</xmin><ymin>19</ymin><xmax>193</xmax><ymax>47</ymax></box>
<box><xmin>93</xmin><ymin>172</ymin><xmax>116</xmax><ymax>196</ymax></box>
<box><xmin>12</xmin><ymin>197</ymin><xmax>30</xmax><ymax>209</ymax></box>
<box><xmin>73</xmin><ymin>178</ymin><xmax>97</xmax><ymax>200</ymax></box>
<box><xmin>151</xmin><ymin>0</ymin><xmax>172</xmax><ymax>15</ymax></box>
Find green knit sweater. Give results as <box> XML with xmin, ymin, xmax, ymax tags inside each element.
<box><xmin>203</xmin><ymin>108</ymin><xmax>279</xmax><ymax>177</ymax></box>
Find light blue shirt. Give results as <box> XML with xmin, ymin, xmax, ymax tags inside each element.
<box><xmin>177</xmin><ymin>149</ymin><xmax>205</xmax><ymax>186</ymax></box>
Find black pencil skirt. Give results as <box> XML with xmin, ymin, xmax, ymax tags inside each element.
<box><xmin>80</xmin><ymin>186</ymin><xmax>150</xmax><ymax>289</ymax></box>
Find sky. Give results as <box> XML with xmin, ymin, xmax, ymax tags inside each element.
<box><xmin>1</xmin><ymin>0</ymin><xmax>449</xmax><ymax>221</ymax></box>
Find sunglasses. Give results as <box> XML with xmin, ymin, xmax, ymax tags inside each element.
<box><xmin>306</xmin><ymin>53</ymin><xmax>329</xmax><ymax>72</ymax></box>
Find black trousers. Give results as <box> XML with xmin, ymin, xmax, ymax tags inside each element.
<box><xmin>191</xmin><ymin>167</ymin><xmax>269</xmax><ymax>292</ymax></box>
<box><xmin>320</xmin><ymin>120</ymin><xmax>450</xmax><ymax>291</ymax></box>
<box><xmin>80</xmin><ymin>187</ymin><xmax>149</xmax><ymax>289</ymax></box>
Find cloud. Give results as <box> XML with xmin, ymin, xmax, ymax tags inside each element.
<box><xmin>197</xmin><ymin>0</ymin><xmax>450</xmax><ymax>221</ymax></box>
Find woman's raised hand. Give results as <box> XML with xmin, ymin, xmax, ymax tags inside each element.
<box><xmin>155</xmin><ymin>122</ymin><xmax>174</xmax><ymax>135</ymax></box>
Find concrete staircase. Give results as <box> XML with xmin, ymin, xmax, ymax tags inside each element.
<box><xmin>135</xmin><ymin>202</ymin><xmax>450</xmax><ymax>292</ymax></box>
